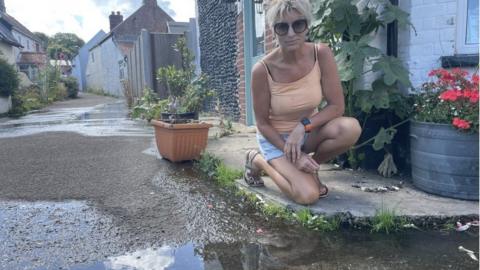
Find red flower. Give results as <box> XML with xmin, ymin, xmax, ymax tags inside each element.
<box><xmin>451</xmin><ymin>68</ymin><xmax>468</xmax><ymax>77</ymax></box>
<box><xmin>473</xmin><ymin>74</ymin><xmax>479</xmax><ymax>86</ymax></box>
<box><xmin>452</xmin><ymin>118</ymin><xmax>471</xmax><ymax>130</ymax></box>
<box><xmin>439</xmin><ymin>89</ymin><xmax>461</xmax><ymax>101</ymax></box>
<box><xmin>469</xmin><ymin>91</ymin><xmax>479</xmax><ymax>103</ymax></box>
<box><xmin>418</xmin><ymin>68</ymin><xmax>478</xmax><ymax>132</ymax></box>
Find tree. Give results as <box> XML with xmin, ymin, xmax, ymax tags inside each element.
<box><xmin>47</xmin><ymin>33</ymin><xmax>85</xmax><ymax>60</ymax></box>
<box><xmin>33</xmin><ymin>32</ymin><xmax>49</xmax><ymax>49</ymax></box>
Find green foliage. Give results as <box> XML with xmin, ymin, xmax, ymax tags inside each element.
<box><xmin>294</xmin><ymin>208</ymin><xmax>340</xmax><ymax>231</ymax></box>
<box><xmin>215</xmin><ymin>163</ymin><xmax>243</xmax><ymax>187</ymax></box>
<box><xmin>156</xmin><ymin>37</ymin><xmax>214</xmax><ymax>116</ymax></box>
<box><xmin>131</xmin><ymin>88</ymin><xmax>168</xmax><ymax>121</ymax></box>
<box><xmin>262</xmin><ymin>203</ymin><xmax>291</xmax><ymax>219</ymax></box>
<box><xmin>60</xmin><ymin>76</ymin><xmax>79</xmax><ymax>98</ymax></box>
<box><xmin>371</xmin><ymin>207</ymin><xmax>407</xmax><ymax>234</ymax></box>
<box><xmin>309</xmin><ymin>0</ymin><xmax>413</xmax><ymax>171</ymax></box>
<box><xmin>9</xmin><ymin>85</ymin><xmax>45</xmax><ymax>117</ymax></box>
<box><xmin>0</xmin><ymin>58</ymin><xmax>19</xmax><ymax>97</ymax></box>
<box><xmin>194</xmin><ymin>152</ymin><xmax>222</xmax><ymax>179</ymax></box>
<box><xmin>41</xmin><ymin>65</ymin><xmax>67</xmax><ymax>102</ymax></box>
<box><xmin>47</xmin><ymin>33</ymin><xmax>84</xmax><ymax>60</ymax></box>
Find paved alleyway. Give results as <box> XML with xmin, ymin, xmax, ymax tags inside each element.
<box><xmin>0</xmin><ymin>93</ymin><xmax>477</xmax><ymax>270</ymax></box>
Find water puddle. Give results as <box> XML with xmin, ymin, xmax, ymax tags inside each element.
<box><xmin>0</xmin><ymin>102</ymin><xmax>153</xmax><ymax>138</ymax></box>
<box><xmin>73</xmin><ymin>244</ymin><xmax>204</xmax><ymax>270</ymax></box>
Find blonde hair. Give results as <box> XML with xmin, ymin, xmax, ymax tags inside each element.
<box><xmin>265</xmin><ymin>0</ymin><xmax>313</xmax><ymax>28</ymax></box>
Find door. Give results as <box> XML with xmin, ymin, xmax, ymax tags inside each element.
<box><xmin>243</xmin><ymin>0</ymin><xmax>265</xmax><ymax>126</ymax></box>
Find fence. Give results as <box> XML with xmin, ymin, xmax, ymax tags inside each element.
<box><xmin>126</xmin><ymin>30</ymin><xmax>183</xmax><ymax>99</ymax></box>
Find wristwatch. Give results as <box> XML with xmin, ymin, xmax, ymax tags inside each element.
<box><xmin>301</xmin><ymin>117</ymin><xmax>313</xmax><ymax>133</ymax></box>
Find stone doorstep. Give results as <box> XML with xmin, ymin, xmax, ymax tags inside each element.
<box><xmin>235</xmin><ymin>168</ymin><xmax>479</xmax><ymax>222</ymax></box>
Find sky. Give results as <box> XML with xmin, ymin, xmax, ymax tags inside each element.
<box><xmin>4</xmin><ymin>0</ymin><xmax>196</xmax><ymax>42</ymax></box>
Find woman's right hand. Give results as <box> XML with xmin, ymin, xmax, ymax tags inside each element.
<box><xmin>295</xmin><ymin>153</ymin><xmax>320</xmax><ymax>174</ymax></box>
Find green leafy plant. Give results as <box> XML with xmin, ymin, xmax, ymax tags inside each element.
<box><xmin>309</xmin><ymin>0</ymin><xmax>414</xmax><ymax>172</ymax></box>
<box><xmin>412</xmin><ymin>68</ymin><xmax>479</xmax><ymax>133</ymax></box>
<box><xmin>0</xmin><ymin>57</ymin><xmax>19</xmax><ymax>97</ymax></box>
<box><xmin>60</xmin><ymin>76</ymin><xmax>79</xmax><ymax>98</ymax></box>
<box><xmin>9</xmin><ymin>85</ymin><xmax>44</xmax><ymax>117</ymax></box>
<box><xmin>194</xmin><ymin>152</ymin><xmax>222</xmax><ymax>179</ymax></box>
<box><xmin>156</xmin><ymin>37</ymin><xmax>215</xmax><ymax>117</ymax></box>
<box><xmin>131</xmin><ymin>88</ymin><xmax>168</xmax><ymax>121</ymax></box>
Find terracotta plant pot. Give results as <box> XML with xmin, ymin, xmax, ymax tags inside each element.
<box><xmin>151</xmin><ymin>120</ymin><xmax>213</xmax><ymax>162</ymax></box>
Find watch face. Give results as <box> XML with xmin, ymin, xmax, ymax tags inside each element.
<box><xmin>301</xmin><ymin>118</ymin><xmax>310</xmax><ymax>126</ymax></box>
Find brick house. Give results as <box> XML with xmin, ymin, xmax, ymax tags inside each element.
<box><xmin>86</xmin><ymin>0</ymin><xmax>175</xmax><ymax>96</ymax></box>
<box><xmin>196</xmin><ymin>0</ymin><xmax>478</xmax><ymax>126</ymax></box>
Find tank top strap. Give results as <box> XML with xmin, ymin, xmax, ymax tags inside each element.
<box><xmin>260</xmin><ymin>60</ymin><xmax>273</xmax><ymax>78</ymax></box>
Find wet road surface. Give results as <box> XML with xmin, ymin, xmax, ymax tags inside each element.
<box><xmin>0</xmin><ymin>95</ymin><xmax>478</xmax><ymax>269</ymax></box>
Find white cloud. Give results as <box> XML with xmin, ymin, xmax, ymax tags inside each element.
<box><xmin>4</xmin><ymin>0</ymin><xmax>196</xmax><ymax>42</ymax></box>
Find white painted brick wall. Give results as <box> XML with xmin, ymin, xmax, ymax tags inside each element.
<box><xmin>398</xmin><ymin>0</ymin><xmax>461</xmax><ymax>89</ymax></box>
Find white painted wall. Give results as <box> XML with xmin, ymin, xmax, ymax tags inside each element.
<box><xmin>0</xmin><ymin>42</ymin><xmax>16</xmax><ymax>64</ymax></box>
<box><xmin>85</xmin><ymin>37</ymin><xmax>124</xmax><ymax>97</ymax></box>
<box><xmin>11</xmin><ymin>30</ymin><xmax>40</xmax><ymax>61</ymax></box>
<box><xmin>0</xmin><ymin>95</ymin><xmax>11</xmax><ymax>114</ymax></box>
<box><xmin>398</xmin><ymin>0</ymin><xmax>477</xmax><ymax>89</ymax></box>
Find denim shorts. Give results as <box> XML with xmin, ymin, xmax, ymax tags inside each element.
<box><xmin>256</xmin><ymin>132</ymin><xmax>309</xmax><ymax>162</ymax></box>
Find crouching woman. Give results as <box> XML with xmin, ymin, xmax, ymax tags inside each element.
<box><xmin>244</xmin><ymin>0</ymin><xmax>362</xmax><ymax>205</ymax></box>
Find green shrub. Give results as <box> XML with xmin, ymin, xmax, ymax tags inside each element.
<box><xmin>0</xmin><ymin>58</ymin><xmax>19</xmax><ymax>97</ymax></box>
<box><xmin>48</xmin><ymin>82</ymin><xmax>67</xmax><ymax>101</ymax></box>
<box><xmin>9</xmin><ymin>85</ymin><xmax>44</xmax><ymax>117</ymax></box>
<box><xmin>60</xmin><ymin>76</ymin><xmax>79</xmax><ymax>98</ymax></box>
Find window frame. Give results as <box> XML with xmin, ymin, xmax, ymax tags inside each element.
<box><xmin>456</xmin><ymin>0</ymin><xmax>479</xmax><ymax>54</ymax></box>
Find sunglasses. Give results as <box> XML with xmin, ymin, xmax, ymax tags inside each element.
<box><xmin>273</xmin><ymin>19</ymin><xmax>308</xmax><ymax>36</ymax></box>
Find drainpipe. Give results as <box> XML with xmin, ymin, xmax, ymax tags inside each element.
<box><xmin>387</xmin><ymin>0</ymin><xmax>398</xmax><ymax>57</ymax></box>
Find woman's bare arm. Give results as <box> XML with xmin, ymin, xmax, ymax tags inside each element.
<box><xmin>309</xmin><ymin>43</ymin><xmax>345</xmax><ymax>127</ymax></box>
<box><xmin>251</xmin><ymin>62</ymin><xmax>286</xmax><ymax>151</ymax></box>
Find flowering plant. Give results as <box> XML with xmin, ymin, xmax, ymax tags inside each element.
<box><xmin>413</xmin><ymin>68</ymin><xmax>479</xmax><ymax>132</ymax></box>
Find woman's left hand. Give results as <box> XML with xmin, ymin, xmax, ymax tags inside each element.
<box><xmin>284</xmin><ymin>124</ymin><xmax>305</xmax><ymax>163</ymax></box>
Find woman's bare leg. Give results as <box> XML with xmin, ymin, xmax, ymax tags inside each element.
<box><xmin>250</xmin><ymin>155</ymin><xmax>324</xmax><ymax>205</ymax></box>
<box><xmin>303</xmin><ymin>117</ymin><xmax>361</xmax><ymax>164</ymax></box>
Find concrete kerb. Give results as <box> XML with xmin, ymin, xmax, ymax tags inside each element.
<box><xmin>202</xmin><ymin>116</ymin><xmax>479</xmax><ymax>229</ymax></box>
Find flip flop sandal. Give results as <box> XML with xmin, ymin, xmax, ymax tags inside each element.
<box><xmin>244</xmin><ymin>150</ymin><xmax>264</xmax><ymax>187</ymax></box>
<box><xmin>318</xmin><ymin>185</ymin><xmax>329</xmax><ymax>198</ymax></box>
<box><xmin>314</xmin><ymin>172</ymin><xmax>329</xmax><ymax>198</ymax></box>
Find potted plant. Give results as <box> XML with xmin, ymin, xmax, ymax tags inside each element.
<box><xmin>410</xmin><ymin>68</ymin><xmax>478</xmax><ymax>200</ymax></box>
<box><xmin>132</xmin><ymin>37</ymin><xmax>214</xmax><ymax>162</ymax></box>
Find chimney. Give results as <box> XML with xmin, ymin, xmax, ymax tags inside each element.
<box><xmin>143</xmin><ymin>0</ymin><xmax>157</xmax><ymax>6</ymax></box>
<box><xmin>0</xmin><ymin>0</ymin><xmax>6</xmax><ymax>13</ymax></box>
<box><xmin>109</xmin><ymin>11</ymin><xmax>123</xmax><ymax>31</ymax></box>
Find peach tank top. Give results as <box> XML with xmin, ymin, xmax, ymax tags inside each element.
<box><xmin>260</xmin><ymin>44</ymin><xmax>323</xmax><ymax>133</ymax></box>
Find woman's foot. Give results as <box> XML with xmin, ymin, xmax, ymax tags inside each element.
<box><xmin>244</xmin><ymin>150</ymin><xmax>264</xmax><ymax>187</ymax></box>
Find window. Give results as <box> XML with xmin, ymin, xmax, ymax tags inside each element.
<box><xmin>91</xmin><ymin>52</ymin><xmax>95</xmax><ymax>62</ymax></box>
<box><xmin>27</xmin><ymin>40</ymin><xmax>30</xmax><ymax>50</ymax></box>
<box><xmin>456</xmin><ymin>0</ymin><xmax>479</xmax><ymax>54</ymax></box>
<box><xmin>35</xmin><ymin>43</ymin><xmax>39</xmax><ymax>52</ymax></box>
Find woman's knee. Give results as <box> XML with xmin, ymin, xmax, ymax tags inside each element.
<box><xmin>339</xmin><ymin>117</ymin><xmax>362</xmax><ymax>143</ymax></box>
<box><xmin>292</xmin><ymin>186</ymin><xmax>320</xmax><ymax>205</ymax></box>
